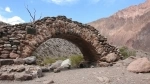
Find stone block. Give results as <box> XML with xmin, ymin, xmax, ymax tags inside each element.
<box><xmin>1</xmin><ymin>50</ymin><xmax>10</xmax><ymax>54</ymax></box>
<box><xmin>0</xmin><ymin>59</ymin><xmax>14</xmax><ymax>65</ymax></box>
<box><xmin>0</xmin><ymin>54</ymin><xmax>9</xmax><ymax>58</ymax></box>
<box><xmin>13</xmin><ymin>40</ymin><xmax>20</xmax><ymax>45</ymax></box>
<box><xmin>2</xmin><ymin>37</ymin><xmax>9</xmax><ymax>41</ymax></box>
<box><xmin>26</xmin><ymin>27</ymin><xmax>37</xmax><ymax>35</ymax></box>
<box><xmin>10</xmin><ymin>52</ymin><xmax>20</xmax><ymax>59</ymax></box>
<box><xmin>4</xmin><ymin>44</ymin><xmax>11</xmax><ymax>47</ymax></box>
<box><xmin>0</xmin><ymin>40</ymin><xmax>4</xmax><ymax>44</ymax></box>
<box><xmin>0</xmin><ymin>45</ymin><xmax>4</xmax><ymax>48</ymax></box>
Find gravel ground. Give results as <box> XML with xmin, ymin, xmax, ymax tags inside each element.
<box><xmin>1</xmin><ymin>62</ymin><xmax>150</xmax><ymax>84</ymax></box>
<box><xmin>1</xmin><ymin>51</ymin><xmax>150</xmax><ymax>84</ymax></box>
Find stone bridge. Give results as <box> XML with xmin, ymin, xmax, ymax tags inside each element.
<box><xmin>0</xmin><ymin>16</ymin><xmax>120</xmax><ymax>62</ymax></box>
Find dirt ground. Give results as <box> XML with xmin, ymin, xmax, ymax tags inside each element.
<box><xmin>1</xmin><ymin>60</ymin><xmax>150</xmax><ymax>84</ymax></box>
<box><xmin>1</xmin><ymin>51</ymin><xmax>150</xmax><ymax>84</ymax></box>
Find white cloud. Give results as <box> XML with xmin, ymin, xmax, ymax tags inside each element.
<box><xmin>0</xmin><ymin>15</ymin><xmax>25</xmax><ymax>25</ymax></box>
<box><xmin>5</xmin><ymin>7</ymin><xmax>12</xmax><ymax>13</ymax></box>
<box><xmin>43</xmin><ymin>0</ymin><xmax>78</xmax><ymax>5</ymax></box>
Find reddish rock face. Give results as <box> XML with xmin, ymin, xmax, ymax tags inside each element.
<box><xmin>89</xmin><ymin>0</ymin><xmax>150</xmax><ymax>52</ymax></box>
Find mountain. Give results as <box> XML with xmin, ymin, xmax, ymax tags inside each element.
<box><xmin>89</xmin><ymin>0</ymin><xmax>150</xmax><ymax>52</ymax></box>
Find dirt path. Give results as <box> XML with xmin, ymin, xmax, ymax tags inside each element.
<box><xmin>1</xmin><ymin>63</ymin><xmax>150</xmax><ymax>84</ymax></box>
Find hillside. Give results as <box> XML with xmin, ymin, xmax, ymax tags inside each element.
<box><xmin>89</xmin><ymin>0</ymin><xmax>150</xmax><ymax>52</ymax></box>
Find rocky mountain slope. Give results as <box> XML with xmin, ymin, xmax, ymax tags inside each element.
<box><xmin>89</xmin><ymin>0</ymin><xmax>150</xmax><ymax>52</ymax></box>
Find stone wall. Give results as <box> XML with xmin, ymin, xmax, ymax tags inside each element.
<box><xmin>0</xmin><ymin>16</ymin><xmax>121</xmax><ymax>62</ymax></box>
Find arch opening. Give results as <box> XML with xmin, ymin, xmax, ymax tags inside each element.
<box><xmin>32</xmin><ymin>38</ymin><xmax>82</xmax><ymax>58</ymax></box>
<box><xmin>51</xmin><ymin>34</ymin><xmax>98</xmax><ymax>62</ymax></box>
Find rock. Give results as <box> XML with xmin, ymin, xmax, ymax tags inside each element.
<box><xmin>3</xmin><ymin>44</ymin><xmax>11</xmax><ymax>47</ymax></box>
<box><xmin>25</xmin><ymin>66</ymin><xmax>43</xmax><ymax>78</ymax></box>
<box><xmin>0</xmin><ymin>59</ymin><xmax>14</xmax><ymax>66</ymax></box>
<box><xmin>101</xmin><ymin>53</ymin><xmax>118</xmax><ymax>62</ymax></box>
<box><xmin>10</xmin><ymin>52</ymin><xmax>20</xmax><ymax>59</ymax></box>
<box><xmin>114</xmin><ymin>56</ymin><xmax>137</xmax><ymax>67</ymax></box>
<box><xmin>10</xmin><ymin>65</ymin><xmax>25</xmax><ymax>72</ymax></box>
<box><xmin>23</xmin><ymin>56</ymin><xmax>36</xmax><ymax>65</ymax></box>
<box><xmin>0</xmin><ymin>54</ymin><xmax>9</xmax><ymax>58</ymax></box>
<box><xmin>43</xmin><ymin>80</ymin><xmax>54</xmax><ymax>84</ymax></box>
<box><xmin>96</xmin><ymin>76</ymin><xmax>110</xmax><ymax>83</ymax></box>
<box><xmin>60</xmin><ymin>59</ymin><xmax>71</xmax><ymax>69</ymax></box>
<box><xmin>14</xmin><ymin>57</ymin><xmax>25</xmax><ymax>64</ymax></box>
<box><xmin>16</xmin><ymin>65</ymin><xmax>25</xmax><ymax>72</ymax></box>
<box><xmin>0</xmin><ymin>72</ymin><xmax>14</xmax><ymax>80</ymax></box>
<box><xmin>127</xmin><ymin>57</ymin><xmax>150</xmax><ymax>73</ymax></box>
<box><xmin>41</xmin><ymin>67</ymin><xmax>50</xmax><ymax>72</ymax></box>
<box><xmin>99</xmin><ymin>62</ymin><xmax>112</xmax><ymax>67</ymax></box>
<box><xmin>1</xmin><ymin>50</ymin><xmax>10</xmax><ymax>54</ymax></box>
<box><xmin>15</xmin><ymin>73</ymin><xmax>33</xmax><ymax>81</ymax></box>
<box><xmin>32</xmin><ymin>67</ymin><xmax>43</xmax><ymax>78</ymax></box>
<box><xmin>54</xmin><ymin>68</ymin><xmax>61</xmax><ymax>73</ymax></box>
<box><xmin>49</xmin><ymin>60</ymin><xmax>63</xmax><ymax>70</ymax></box>
<box><xmin>79</xmin><ymin>61</ymin><xmax>90</xmax><ymax>68</ymax></box>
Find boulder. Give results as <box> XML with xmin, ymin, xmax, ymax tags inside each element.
<box><xmin>60</xmin><ymin>59</ymin><xmax>71</xmax><ymax>69</ymax></box>
<box><xmin>49</xmin><ymin>60</ymin><xmax>63</xmax><ymax>70</ymax></box>
<box><xmin>23</xmin><ymin>56</ymin><xmax>36</xmax><ymax>65</ymax></box>
<box><xmin>101</xmin><ymin>53</ymin><xmax>118</xmax><ymax>62</ymax></box>
<box><xmin>127</xmin><ymin>57</ymin><xmax>150</xmax><ymax>73</ymax></box>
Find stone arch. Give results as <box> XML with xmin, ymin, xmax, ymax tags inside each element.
<box><xmin>0</xmin><ymin>16</ymin><xmax>120</xmax><ymax>62</ymax></box>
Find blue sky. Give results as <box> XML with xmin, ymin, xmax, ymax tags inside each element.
<box><xmin>0</xmin><ymin>0</ymin><xmax>146</xmax><ymax>24</ymax></box>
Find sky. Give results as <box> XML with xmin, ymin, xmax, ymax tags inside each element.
<box><xmin>0</xmin><ymin>0</ymin><xmax>146</xmax><ymax>25</ymax></box>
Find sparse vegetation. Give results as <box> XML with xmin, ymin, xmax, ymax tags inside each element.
<box><xmin>37</xmin><ymin>55</ymin><xmax>84</xmax><ymax>67</ymax></box>
<box><xmin>36</xmin><ymin>56</ymin><xmax>67</xmax><ymax>65</ymax></box>
<box><xmin>69</xmin><ymin>55</ymin><xmax>84</xmax><ymax>68</ymax></box>
<box><xmin>36</xmin><ymin>55</ymin><xmax>84</xmax><ymax>67</ymax></box>
<box><xmin>119</xmin><ymin>46</ymin><xmax>136</xmax><ymax>59</ymax></box>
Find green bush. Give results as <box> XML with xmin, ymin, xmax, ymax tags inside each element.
<box><xmin>119</xmin><ymin>46</ymin><xmax>136</xmax><ymax>59</ymax></box>
<box><xmin>69</xmin><ymin>55</ymin><xmax>84</xmax><ymax>68</ymax></box>
<box><xmin>42</xmin><ymin>57</ymin><xmax>56</xmax><ymax>65</ymax></box>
